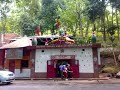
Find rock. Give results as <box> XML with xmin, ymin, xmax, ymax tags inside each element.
<box><xmin>118</xmin><ymin>55</ymin><xmax>120</xmax><ymax>61</ymax></box>
<box><xmin>116</xmin><ymin>71</ymin><xmax>120</xmax><ymax>78</ymax></box>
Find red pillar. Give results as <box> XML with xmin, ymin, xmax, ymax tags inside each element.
<box><xmin>0</xmin><ymin>49</ymin><xmax>5</xmax><ymax>68</ymax></box>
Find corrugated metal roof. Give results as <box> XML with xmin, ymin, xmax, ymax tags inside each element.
<box><xmin>0</xmin><ymin>36</ymin><xmax>32</xmax><ymax>49</ymax></box>
<box><xmin>4</xmin><ymin>33</ymin><xmax>19</xmax><ymax>43</ymax></box>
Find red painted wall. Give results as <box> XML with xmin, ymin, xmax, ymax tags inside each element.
<box><xmin>0</xmin><ymin>50</ymin><xmax>5</xmax><ymax>68</ymax></box>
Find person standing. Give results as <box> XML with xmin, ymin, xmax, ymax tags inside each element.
<box><xmin>59</xmin><ymin>64</ymin><xmax>68</xmax><ymax>80</ymax></box>
<box><xmin>67</xmin><ymin>64</ymin><xmax>73</xmax><ymax>79</ymax></box>
<box><xmin>62</xmin><ymin>65</ymin><xmax>68</xmax><ymax>80</ymax></box>
<box><xmin>59</xmin><ymin>64</ymin><xmax>64</xmax><ymax>79</ymax></box>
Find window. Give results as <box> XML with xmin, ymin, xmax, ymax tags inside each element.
<box><xmin>21</xmin><ymin>60</ymin><xmax>29</xmax><ymax>68</ymax></box>
<box><xmin>41</xmin><ymin>50</ymin><xmax>44</xmax><ymax>52</ymax></box>
<box><xmin>82</xmin><ymin>49</ymin><xmax>85</xmax><ymax>51</ymax></box>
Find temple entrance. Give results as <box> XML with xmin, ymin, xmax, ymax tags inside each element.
<box><xmin>56</xmin><ymin>59</ymin><xmax>71</xmax><ymax>78</ymax></box>
<box><xmin>47</xmin><ymin>55</ymin><xmax>79</xmax><ymax>78</ymax></box>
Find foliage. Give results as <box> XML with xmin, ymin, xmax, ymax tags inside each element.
<box><xmin>15</xmin><ymin>0</ymin><xmax>42</xmax><ymax>36</ymax></box>
<box><xmin>109</xmin><ymin>0</ymin><xmax>120</xmax><ymax>10</ymax></box>
<box><xmin>107</xmin><ymin>25</ymin><xmax>118</xmax><ymax>36</ymax></box>
<box><xmin>19</xmin><ymin>14</ymin><xmax>36</xmax><ymax>36</ymax></box>
<box><xmin>0</xmin><ymin>0</ymin><xmax>12</xmax><ymax>19</ymax></box>
<box><xmin>0</xmin><ymin>0</ymin><xmax>13</xmax><ymax>33</ymax></box>
<box><xmin>106</xmin><ymin>25</ymin><xmax>118</xmax><ymax>43</ymax></box>
<box><xmin>1</xmin><ymin>0</ymin><xmax>120</xmax><ymax>48</ymax></box>
<box><xmin>102</xmin><ymin>66</ymin><xmax>120</xmax><ymax>74</ymax></box>
<box><xmin>84</xmin><ymin>0</ymin><xmax>106</xmax><ymax>22</ymax></box>
<box><xmin>74</xmin><ymin>36</ymin><xmax>87</xmax><ymax>45</ymax></box>
<box><xmin>40</xmin><ymin>0</ymin><xmax>63</xmax><ymax>35</ymax></box>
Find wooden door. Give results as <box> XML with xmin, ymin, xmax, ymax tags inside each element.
<box><xmin>71</xmin><ymin>60</ymin><xmax>79</xmax><ymax>78</ymax></box>
<box><xmin>47</xmin><ymin>60</ymin><xmax>55</xmax><ymax>78</ymax></box>
<box><xmin>9</xmin><ymin>60</ymin><xmax>15</xmax><ymax>73</ymax></box>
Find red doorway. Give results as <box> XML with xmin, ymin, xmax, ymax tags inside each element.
<box><xmin>9</xmin><ymin>60</ymin><xmax>15</xmax><ymax>73</ymax></box>
<box><xmin>47</xmin><ymin>59</ymin><xmax>79</xmax><ymax>78</ymax></box>
<box><xmin>71</xmin><ymin>60</ymin><xmax>79</xmax><ymax>78</ymax></box>
<box><xmin>47</xmin><ymin>60</ymin><xmax>55</xmax><ymax>78</ymax></box>
<box><xmin>55</xmin><ymin>59</ymin><xmax>71</xmax><ymax>78</ymax></box>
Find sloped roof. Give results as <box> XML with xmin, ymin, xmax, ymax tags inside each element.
<box><xmin>0</xmin><ymin>36</ymin><xmax>32</xmax><ymax>49</ymax></box>
<box><xmin>4</xmin><ymin>33</ymin><xmax>19</xmax><ymax>43</ymax></box>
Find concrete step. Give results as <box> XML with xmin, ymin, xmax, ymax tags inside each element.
<box><xmin>15</xmin><ymin>77</ymin><xmax>109</xmax><ymax>80</ymax></box>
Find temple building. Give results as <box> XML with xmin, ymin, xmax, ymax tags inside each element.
<box><xmin>0</xmin><ymin>35</ymin><xmax>101</xmax><ymax>78</ymax></box>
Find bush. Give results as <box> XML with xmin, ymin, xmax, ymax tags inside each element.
<box><xmin>75</xmin><ymin>37</ymin><xmax>87</xmax><ymax>45</ymax></box>
<box><xmin>102</xmin><ymin>66</ymin><xmax>120</xmax><ymax>74</ymax></box>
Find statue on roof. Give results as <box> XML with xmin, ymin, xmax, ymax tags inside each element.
<box><xmin>35</xmin><ymin>24</ymin><xmax>41</xmax><ymax>36</ymax></box>
<box><xmin>54</xmin><ymin>16</ymin><xmax>61</xmax><ymax>30</ymax></box>
<box><xmin>91</xmin><ymin>31</ymin><xmax>97</xmax><ymax>44</ymax></box>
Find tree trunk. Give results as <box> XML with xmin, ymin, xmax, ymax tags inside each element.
<box><xmin>96</xmin><ymin>20</ymin><xmax>100</xmax><ymax>37</ymax></box>
<box><xmin>1</xmin><ymin>20</ymin><xmax>6</xmax><ymax>43</ymax></box>
<box><xmin>85</xmin><ymin>21</ymin><xmax>90</xmax><ymax>37</ymax></box>
<box><xmin>106</xmin><ymin>12</ymin><xmax>109</xmax><ymax>28</ymax></box>
<box><xmin>76</xmin><ymin>1</ymin><xmax>83</xmax><ymax>38</ymax></box>
<box><xmin>112</xmin><ymin>44</ymin><xmax>118</xmax><ymax>66</ymax></box>
<box><xmin>79</xmin><ymin>16</ymin><xmax>83</xmax><ymax>38</ymax></box>
<box><xmin>112</xmin><ymin>6</ymin><xmax>114</xmax><ymax>26</ymax></box>
<box><xmin>92</xmin><ymin>22</ymin><xmax>96</xmax><ymax>35</ymax></box>
<box><xmin>115</xmin><ymin>9</ymin><xmax>119</xmax><ymax>40</ymax></box>
<box><xmin>73</xmin><ymin>25</ymin><xmax>77</xmax><ymax>37</ymax></box>
<box><xmin>102</xmin><ymin>15</ymin><xmax>106</xmax><ymax>42</ymax></box>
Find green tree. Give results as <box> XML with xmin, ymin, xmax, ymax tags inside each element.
<box><xmin>16</xmin><ymin>0</ymin><xmax>41</xmax><ymax>36</ymax></box>
<box><xmin>107</xmin><ymin>25</ymin><xmax>118</xmax><ymax>65</ymax></box>
<box><xmin>109</xmin><ymin>0</ymin><xmax>120</xmax><ymax>40</ymax></box>
<box><xmin>40</xmin><ymin>0</ymin><xmax>61</xmax><ymax>35</ymax></box>
<box><xmin>0</xmin><ymin>0</ymin><xmax>13</xmax><ymax>34</ymax></box>
<box><xmin>84</xmin><ymin>0</ymin><xmax>110</xmax><ymax>48</ymax></box>
<box><xmin>58</xmin><ymin>0</ymin><xmax>86</xmax><ymax>38</ymax></box>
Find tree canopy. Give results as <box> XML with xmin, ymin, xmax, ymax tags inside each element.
<box><xmin>1</xmin><ymin>0</ymin><xmax>120</xmax><ymax>47</ymax></box>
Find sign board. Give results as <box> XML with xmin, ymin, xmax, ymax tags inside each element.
<box><xmin>6</xmin><ymin>48</ymin><xmax>23</xmax><ymax>59</ymax></box>
<box><xmin>51</xmin><ymin>55</ymin><xmax>75</xmax><ymax>59</ymax></box>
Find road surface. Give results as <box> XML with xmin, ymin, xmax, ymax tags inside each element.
<box><xmin>0</xmin><ymin>80</ymin><xmax>120</xmax><ymax>90</ymax></box>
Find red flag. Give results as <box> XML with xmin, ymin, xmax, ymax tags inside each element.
<box><xmin>35</xmin><ymin>25</ymin><xmax>41</xmax><ymax>36</ymax></box>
